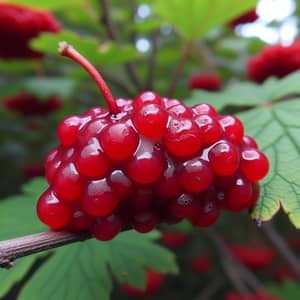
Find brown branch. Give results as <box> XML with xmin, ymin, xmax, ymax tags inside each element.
<box><xmin>194</xmin><ymin>278</ymin><xmax>225</xmax><ymax>300</ymax></box>
<box><xmin>261</xmin><ymin>222</ymin><xmax>300</xmax><ymax>282</ymax></box>
<box><xmin>145</xmin><ymin>30</ymin><xmax>160</xmax><ymax>90</ymax></box>
<box><xmin>206</xmin><ymin>229</ymin><xmax>266</xmax><ymax>293</ymax></box>
<box><xmin>0</xmin><ymin>231</ymin><xmax>90</xmax><ymax>269</ymax></box>
<box><xmin>166</xmin><ymin>41</ymin><xmax>194</xmax><ymax>98</ymax></box>
<box><xmin>99</xmin><ymin>0</ymin><xmax>142</xmax><ymax>91</ymax></box>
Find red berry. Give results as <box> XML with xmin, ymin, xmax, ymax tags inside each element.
<box><xmin>58</xmin><ymin>116</ymin><xmax>82</xmax><ymax>147</ymax></box>
<box><xmin>178</xmin><ymin>158</ymin><xmax>213</xmax><ymax>193</ymax></box>
<box><xmin>195</xmin><ymin>114</ymin><xmax>223</xmax><ymax>146</ymax></box>
<box><xmin>229</xmin><ymin>9</ymin><xmax>258</xmax><ymax>28</ymax></box>
<box><xmin>192</xmin><ymin>103</ymin><xmax>217</xmax><ymax>117</ymax></box>
<box><xmin>92</xmin><ymin>213</ymin><xmax>123</xmax><ymax>241</ymax></box>
<box><xmin>75</xmin><ymin>137</ymin><xmax>110</xmax><ymax>179</ymax></box>
<box><xmin>53</xmin><ymin>162</ymin><xmax>84</xmax><ymax>202</ymax></box>
<box><xmin>100</xmin><ymin>122</ymin><xmax>139</xmax><ymax>161</ymax></box>
<box><xmin>188</xmin><ymin>74</ymin><xmax>222</xmax><ymax>91</ymax></box>
<box><xmin>248</xmin><ymin>183</ymin><xmax>260</xmax><ymax>210</ymax></box>
<box><xmin>126</xmin><ymin>139</ymin><xmax>166</xmax><ymax>185</ymax></box>
<box><xmin>123</xmin><ymin>269</ymin><xmax>164</xmax><ymax>296</ymax></box>
<box><xmin>160</xmin><ymin>231</ymin><xmax>188</xmax><ymax>248</ymax></box>
<box><xmin>108</xmin><ymin>169</ymin><xmax>133</xmax><ymax>199</ymax></box>
<box><xmin>131</xmin><ymin>210</ymin><xmax>157</xmax><ymax>233</ymax></box>
<box><xmin>209</xmin><ymin>142</ymin><xmax>240</xmax><ymax>176</ymax></box>
<box><xmin>219</xmin><ymin>115</ymin><xmax>244</xmax><ymax>144</ymax></box>
<box><xmin>167</xmin><ymin>104</ymin><xmax>193</xmax><ymax>118</ymax></box>
<box><xmin>191</xmin><ymin>255</ymin><xmax>213</xmax><ymax>273</ymax></box>
<box><xmin>241</xmin><ymin>148</ymin><xmax>269</xmax><ymax>182</ymax></box>
<box><xmin>242</xmin><ymin>135</ymin><xmax>258</xmax><ymax>149</ymax></box>
<box><xmin>133</xmin><ymin>91</ymin><xmax>162</xmax><ymax>109</ymax></box>
<box><xmin>82</xmin><ymin>179</ymin><xmax>119</xmax><ymax>216</ymax></box>
<box><xmin>170</xmin><ymin>194</ymin><xmax>195</xmax><ymax>218</ymax></box>
<box><xmin>164</xmin><ymin>118</ymin><xmax>202</xmax><ymax>158</ymax></box>
<box><xmin>69</xmin><ymin>208</ymin><xmax>94</xmax><ymax>232</ymax></box>
<box><xmin>133</xmin><ymin>104</ymin><xmax>168</xmax><ymax>139</ymax></box>
<box><xmin>37</xmin><ymin>189</ymin><xmax>72</xmax><ymax>230</ymax></box>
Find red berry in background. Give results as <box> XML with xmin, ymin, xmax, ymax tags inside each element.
<box><xmin>229</xmin><ymin>9</ymin><xmax>258</xmax><ymax>28</ymax></box>
<box><xmin>228</xmin><ymin>244</ymin><xmax>275</xmax><ymax>270</ymax></box>
<box><xmin>36</xmin><ymin>42</ymin><xmax>269</xmax><ymax>241</ymax></box>
<box><xmin>272</xmin><ymin>265</ymin><xmax>297</xmax><ymax>282</ymax></box>
<box><xmin>123</xmin><ymin>269</ymin><xmax>165</xmax><ymax>296</ymax></box>
<box><xmin>225</xmin><ymin>292</ymin><xmax>280</xmax><ymax>300</ymax></box>
<box><xmin>0</xmin><ymin>3</ymin><xmax>60</xmax><ymax>59</ymax></box>
<box><xmin>160</xmin><ymin>230</ymin><xmax>188</xmax><ymax>248</ymax></box>
<box><xmin>247</xmin><ymin>41</ymin><xmax>300</xmax><ymax>83</ymax></box>
<box><xmin>188</xmin><ymin>74</ymin><xmax>222</xmax><ymax>91</ymax></box>
<box><xmin>191</xmin><ymin>255</ymin><xmax>213</xmax><ymax>273</ymax></box>
<box><xmin>23</xmin><ymin>163</ymin><xmax>45</xmax><ymax>178</ymax></box>
<box><xmin>3</xmin><ymin>91</ymin><xmax>63</xmax><ymax>116</ymax></box>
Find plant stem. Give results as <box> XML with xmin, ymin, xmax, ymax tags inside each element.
<box><xmin>206</xmin><ymin>229</ymin><xmax>266</xmax><ymax>293</ymax></box>
<box><xmin>58</xmin><ymin>42</ymin><xmax>119</xmax><ymax>114</ymax></box>
<box><xmin>145</xmin><ymin>30</ymin><xmax>160</xmax><ymax>90</ymax></box>
<box><xmin>99</xmin><ymin>0</ymin><xmax>142</xmax><ymax>91</ymax></box>
<box><xmin>262</xmin><ymin>222</ymin><xmax>300</xmax><ymax>281</ymax></box>
<box><xmin>0</xmin><ymin>231</ymin><xmax>90</xmax><ymax>269</ymax></box>
<box><xmin>166</xmin><ymin>40</ymin><xmax>194</xmax><ymax>98</ymax></box>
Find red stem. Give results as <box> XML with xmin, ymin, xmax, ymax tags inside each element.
<box><xmin>58</xmin><ymin>41</ymin><xmax>120</xmax><ymax>114</ymax></box>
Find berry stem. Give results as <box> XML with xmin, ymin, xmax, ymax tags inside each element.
<box><xmin>58</xmin><ymin>42</ymin><xmax>120</xmax><ymax>114</ymax></box>
<box><xmin>0</xmin><ymin>231</ymin><xmax>90</xmax><ymax>269</ymax></box>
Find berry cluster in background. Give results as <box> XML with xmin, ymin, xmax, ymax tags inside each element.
<box><xmin>37</xmin><ymin>59</ymin><xmax>269</xmax><ymax>241</ymax></box>
<box><xmin>0</xmin><ymin>3</ymin><xmax>60</xmax><ymax>59</ymax></box>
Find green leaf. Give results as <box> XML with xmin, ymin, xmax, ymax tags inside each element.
<box><xmin>154</xmin><ymin>0</ymin><xmax>257</xmax><ymax>40</ymax></box>
<box><xmin>31</xmin><ymin>31</ymin><xmax>139</xmax><ymax>66</ymax></box>
<box><xmin>267</xmin><ymin>281</ymin><xmax>300</xmax><ymax>300</ymax></box>
<box><xmin>185</xmin><ymin>71</ymin><xmax>300</xmax><ymax>111</ymax></box>
<box><xmin>19</xmin><ymin>231</ymin><xmax>178</xmax><ymax>300</ymax></box>
<box><xmin>24</xmin><ymin>78</ymin><xmax>77</xmax><ymax>100</ymax></box>
<box><xmin>0</xmin><ymin>178</ymin><xmax>48</xmax><ymax>297</ymax></box>
<box><xmin>7</xmin><ymin>0</ymin><xmax>84</xmax><ymax>10</ymax></box>
<box><xmin>238</xmin><ymin>99</ymin><xmax>300</xmax><ymax>228</ymax></box>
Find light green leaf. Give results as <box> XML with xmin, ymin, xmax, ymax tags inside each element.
<box><xmin>31</xmin><ymin>31</ymin><xmax>139</xmax><ymax>66</ymax></box>
<box><xmin>185</xmin><ymin>71</ymin><xmax>300</xmax><ymax>111</ymax></box>
<box><xmin>238</xmin><ymin>99</ymin><xmax>300</xmax><ymax>228</ymax></box>
<box><xmin>5</xmin><ymin>0</ymin><xmax>84</xmax><ymax>10</ymax></box>
<box><xmin>154</xmin><ymin>0</ymin><xmax>257</xmax><ymax>40</ymax></box>
<box><xmin>19</xmin><ymin>231</ymin><xmax>178</xmax><ymax>300</ymax></box>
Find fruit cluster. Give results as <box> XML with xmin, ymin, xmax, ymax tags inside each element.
<box><xmin>247</xmin><ymin>41</ymin><xmax>300</xmax><ymax>83</ymax></box>
<box><xmin>37</xmin><ymin>43</ymin><xmax>269</xmax><ymax>241</ymax></box>
<box><xmin>0</xmin><ymin>3</ymin><xmax>60</xmax><ymax>59</ymax></box>
<box><xmin>188</xmin><ymin>74</ymin><xmax>222</xmax><ymax>91</ymax></box>
<box><xmin>3</xmin><ymin>91</ymin><xmax>63</xmax><ymax>116</ymax></box>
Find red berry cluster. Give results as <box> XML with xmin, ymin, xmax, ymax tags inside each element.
<box><xmin>122</xmin><ymin>269</ymin><xmax>165</xmax><ymax>296</ymax></box>
<box><xmin>3</xmin><ymin>91</ymin><xmax>63</xmax><ymax>116</ymax></box>
<box><xmin>36</xmin><ymin>43</ymin><xmax>269</xmax><ymax>241</ymax></box>
<box><xmin>247</xmin><ymin>41</ymin><xmax>300</xmax><ymax>83</ymax></box>
<box><xmin>0</xmin><ymin>3</ymin><xmax>60</xmax><ymax>59</ymax></box>
<box><xmin>225</xmin><ymin>292</ymin><xmax>279</xmax><ymax>300</ymax></box>
<box><xmin>188</xmin><ymin>74</ymin><xmax>222</xmax><ymax>91</ymax></box>
<box><xmin>228</xmin><ymin>244</ymin><xmax>275</xmax><ymax>271</ymax></box>
<box><xmin>229</xmin><ymin>9</ymin><xmax>258</xmax><ymax>28</ymax></box>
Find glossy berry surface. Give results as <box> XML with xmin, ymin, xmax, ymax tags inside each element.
<box><xmin>37</xmin><ymin>44</ymin><xmax>269</xmax><ymax>241</ymax></box>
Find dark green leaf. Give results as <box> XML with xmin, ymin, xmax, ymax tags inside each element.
<box><xmin>267</xmin><ymin>281</ymin><xmax>300</xmax><ymax>299</ymax></box>
<box><xmin>18</xmin><ymin>231</ymin><xmax>178</xmax><ymax>300</ymax></box>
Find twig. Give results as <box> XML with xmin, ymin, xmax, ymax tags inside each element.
<box><xmin>0</xmin><ymin>231</ymin><xmax>90</xmax><ymax>269</ymax></box>
<box><xmin>166</xmin><ymin>41</ymin><xmax>194</xmax><ymax>97</ymax></box>
<box><xmin>206</xmin><ymin>229</ymin><xmax>266</xmax><ymax>293</ymax></box>
<box><xmin>193</xmin><ymin>278</ymin><xmax>225</xmax><ymax>300</ymax></box>
<box><xmin>221</xmin><ymin>259</ymin><xmax>250</xmax><ymax>294</ymax></box>
<box><xmin>145</xmin><ymin>30</ymin><xmax>160</xmax><ymax>90</ymax></box>
<box><xmin>261</xmin><ymin>222</ymin><xmax>300</xmax><ymax>281</ymax></box>
<box><xmin>99</xmin><ymin>0</ymin><xmax>142</xmax><ymax>91</ymax></box>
